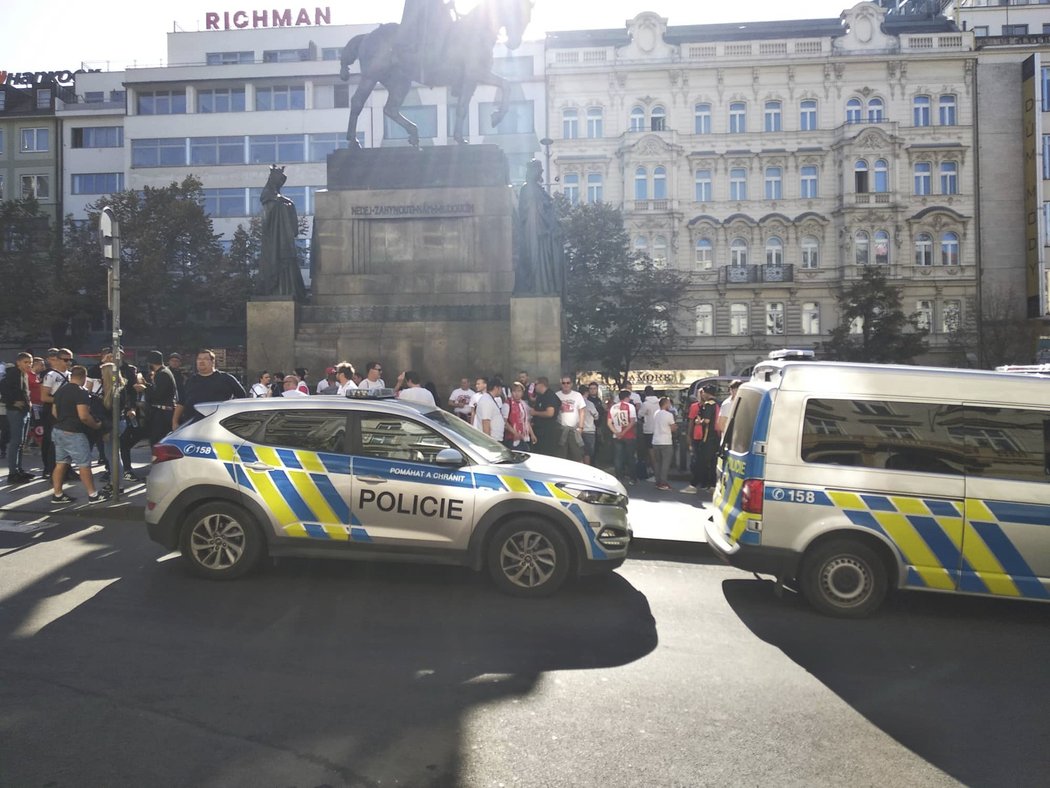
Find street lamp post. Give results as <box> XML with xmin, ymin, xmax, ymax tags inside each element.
<box><xmin>539</xmin><ymin>137</ymin><xmax>554</xmax><ymax>194</ymax></box>
<box><xmin>99</xmin><ymin>206</ymin><xmax>122</xmax><ymax>502</ymax></box>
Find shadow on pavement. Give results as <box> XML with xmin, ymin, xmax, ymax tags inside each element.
<box><xmin>723</xmin><ymin>577</ymin><xmax>1050</xmax><ymax>788</ymax></box>
<box><xmin>0</xmin><ymin>529</ymin><xmax>657</xmax><ymax>787</ymax></box>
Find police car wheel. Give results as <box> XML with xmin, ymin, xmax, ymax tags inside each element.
<box><xmin>801</xmin><ymin>538</ymin><xmax>888</xmax><ymax>618</ymax></box>
<box><xmin>488</xmin><ymin>518</ymin><xmax>570</xmax><ymax>598</ymax></box>
<box><xmin>180</xmin><ymin>502</ymin><xmax>264</xmax><ymax>580</ymax></box>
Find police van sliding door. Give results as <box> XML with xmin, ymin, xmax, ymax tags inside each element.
<box><xmin>958</xmin><ymin>405</ymin><xmax>1050</xmax><ymax>601</ymax></box>
<box><xmin>350</xmin><ymin>413</ymin><xmax>476</xmax><ymax>550</ymax></box>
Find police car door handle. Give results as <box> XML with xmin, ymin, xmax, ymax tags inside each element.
<box><xmin>245</xmin><ymin>462</ymin><xmax>273</xmax><ymax>471</ymax></box>
<box><xmin>359</xmin><ymin>475</ymin><xmax>387</xmax><ymax>484</ymax></box>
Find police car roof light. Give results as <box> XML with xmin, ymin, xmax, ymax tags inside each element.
<box><xmin>345</xmin><ymin>388</ymin><xmax>397</xmax><ymax>399</ymax></box>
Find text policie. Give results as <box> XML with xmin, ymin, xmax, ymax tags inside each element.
<box><xmin>358</xmin><ymin>489</ymin><xmax>465</xmax><ymax>520</ymax></box>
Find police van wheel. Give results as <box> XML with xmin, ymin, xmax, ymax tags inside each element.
<box><xmin>801</xmin><ymin>538</ymin><xmax>888</xmax><ymax>618</ymax></box>
<box><xmin>180</xmin><ymin>502</ymin><xmax>264</xmax><ymax>580</ymax></box>
<box><xmin>488</xmin><ymin>518</ymin><xmax>570</xmax><ymax>598</ymax></box>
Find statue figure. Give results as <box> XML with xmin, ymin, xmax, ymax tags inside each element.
<box><xmin>398</xmin><ymin>0</ymin><xmax>456</xmax><ymax>84</ymax></box>
<box><xmin>258</xmin><ymin>165</ymin><xmax>306</xmax><ymax>300</ymax></box>
<box><xmin>514</xmin><ymin>159</ymin><xmax>564</xmax><ymax>296</ymax></box>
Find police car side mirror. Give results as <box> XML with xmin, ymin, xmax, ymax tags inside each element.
<box><xmin>435</xmin><ymin>448</ymin><xmax>465</xmax><ymax>467</ymax></box>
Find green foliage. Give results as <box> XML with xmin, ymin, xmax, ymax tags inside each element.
<box><xmin>822</xmin><ymin>267</ymin><xmax>928</xmax><ymax>363</ymax></box>
<box><xmin>0</xmin><ymin>198</ymin><xmax>57</xmax><ymax>344</ymax></box>
<box><xmin>561</xmin><ymin>199</ymin><xmax>687</xmax><ymax>385</ymax></box>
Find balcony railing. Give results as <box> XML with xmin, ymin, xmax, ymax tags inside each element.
<box><xmin>720</xmin><ymin>263</ymin><xmax>795</xmax><ymax>284</ymax></box>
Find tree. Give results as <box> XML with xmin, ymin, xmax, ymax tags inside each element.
<box><xmin>561</xmin><ymin>200</ymin><xmax>687</xmax><ymax>385</ymax></box>
<box><xmin>822</xmin><ymin>267</ymin><xmax>928</xmax><ymax>363</ymax></box>
<box><xmin>0</xmin><ymin>197</ymin><xmax>57</xmax><ymax>345</ymax></box>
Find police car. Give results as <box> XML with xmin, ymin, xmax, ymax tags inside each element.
<box><xmin>145</xmin><ymin>391</ymin><xmax>631</xmax><ymax>596</ymax></box>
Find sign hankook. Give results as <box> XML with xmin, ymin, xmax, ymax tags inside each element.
<box><xmin>205</xmin><ymin>6</ymin><xmax>332</xmax><ymax>30</ymax></box>
<box><xmin>0</xmin><ymin>69</ymin><xmax>97</xmax><ymax>88</ymax></box>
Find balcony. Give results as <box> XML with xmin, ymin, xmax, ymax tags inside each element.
<box><xmin>631</xmin><ymin>199</ymin><xmax>674</xmax><ymax>213</ymax></box>
<box><xmin>720</xmin><ymin>263</ymin><xmax>795</xmax><ymax>284</ymax></box>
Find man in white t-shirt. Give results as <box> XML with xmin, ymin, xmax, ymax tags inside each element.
<box><xmin>395</xmin><ymin>370</ymin><xmax>436</xmax><ymax>407</ymax></box>
<box><xmin>716</xmin><ymin>380</ymin><xmax>741</xmax><ymax>435</ymax></box>
<box><xmin>250</xmin><ymin>371</ymin><xmax>272</xmax><ymax>398</ymax></box>
<box><xmin>335</xmin><ymin>362</ymin><xmax>358</xmax><ymax>396</ymax></box>
<box><xmin>651</xmin><ymin>397</ymin><xmax>678</xmax><ymax>490</ymax></box>
<box><xmin>554</xmin><ymin>376</ymin><xmax>586</xmax><ymax>462</ymax></box>
<box><xmin>636</xmin><ymin>386</ymin><xmax>660</xmax><ymax>479</ymax></box>
<box><xmin>281</xmin><ymin>375</ymin><xmax>309</xmax><ymax>397</ymax></box>
<box><xmin>472</xmin><ymin>378</ymin><xmax>505</xmax><ymax>441</ymax></box>
<box><xmin>448</xmin><ymin>377</ymin><xmax>473</xmax><ymax>421</ymax></box>
<box><xmin>358</xmin><ymin>361</ymin><xmax>386</xmax><ymax>391</ymax></box>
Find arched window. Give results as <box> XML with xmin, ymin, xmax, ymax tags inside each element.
<box><xmin>730</xmin><ymin>238</ymin><xmax>748</xmax><ymax>266</ymax></box>
<box><xmin>695</xmin><ymin>238</ymin><xmax>713</xmax><ymax>269</ymax></box>
<box><xmin>562</xmin><ymin>172</ymin><xmax>579</xmax><ymax>205</ymax></box>
<box><xmin>940</xmin><ymin>161</ymin><xmax>958</xmax><ymax>195</ymax></box>
<box><xmin>634</xmin><ymin>166</ymin><xmax>648</xmax><ymax>200</ymax></box>
<box><xmin>855</xmin><ymin>231</ymin><xmax>870</xmax><ymax>265</ymax></box>
<box><xmin>630</xmin><ymin>105</ymin><xmax>645</xmax><ymax>132</ymax></box>
<box><xmin>650</xmin><ymin>105</ymin><xmax>666</xmax><ymax>132</ymax></box>
<box><xmin>764</xmin><ymin>100</ymin><xmax>782</xmax><ymax>132</ymax></box>
<box><xmin>874</xmin><ymin>159</ymin><xmax>889</xmax><ymax>193</ymax></box>
<box><xmin>694</xmin><ymin>169</ymin><xmax>712</xmax><ymax>202</ymax></box>
<box><xmin>800</xmin><ymin>165</ymin><xmax>818</xmax><ymax>198</ymax></box>
<box><xmin>586</xmin><ymin>106</ymin><xmax>603</xmax><ymax>138</ymax></box>
<box><xmin>801</xmin><ymin>236</ymin><xmax>819</xmax><ymax>269</ymax></box>
<box><xmin>915</xmin><ymin>233</ymin><xmax>933</xmax><ymax>266</ymax></box>
<box><xmin>694</xmin><ymin>103</ymin><xmax>712</xmax><ymax>134</ymax></box>
<box><xmin>874</xmin><ymin>230</ymin><xmax>890</xmax><ymax>265</ymax></box>
<box><xmin>653</xmin><ymin>235</ymin><xmax>668</xmax><ymax>266</ymax></box>
<box><xmin>855</xmin><ymin>159</ymin><xmax>870</xmax><ymax>193</ymax></box>
<box><xmin>653</xmin><ymin>166</ymin><xmax>667</xmax><ymax>199</ymax></box>
<box><xmin>939</xmin><ymin>94</ymin><xmax>957</xmax><ymax>126</ymax></box>
<box><xmin>730</xmin><ymin>167</ymin><xmax>748</xmax><ymax>201</ymax></box>
<box><xmin>730</xmin><ymin>303</ymin><xmax>750</xmax><ymax>336</ymax></box>
<box><xmin>766</xmin><ymin>302</ymin><xmax>785</xmax><ymax>335</ymax></box>
<box><xmin>764</xmin><ymin>167</ymin><xmax>782</xmax><ymax>200</ymax></box>
<box><xmin>913</xmin><ymin>95</ymin><xmax>931</xmax><ymax>126</ymax></box>
<box><xmin>729</xmin><ymin>101</ymin><xmax>747</xmax><ymax>133</ymax></box>
<box><xmin>562</xmin><ymin>108</ymin><xmax>578</xmax><ymax>139</ymax></box>
<box><xmin>695</xmin><ymin>304</ymin><xmax>713</xmax><ymax>336</ymax></box>
<box><xmin>765</xmin><ymin>237</ymin><xmax>784</xmax><ymax>266</ymax></box>
<box><xmin>800</xmin><ymin>99</ymin><xmax>818</xmax><ymax>131</ymax></box>
<box><xmin>802</xmin><ymin>302</ymin><xmax>821</xmax><ymax>335</ymax></box>
<box><xmin>914</xmin><ymin>162</ymin><xmax>932</xmax><ymax>195</ymax></box>
<box><xmin>587</xmin><ymin>172</ymin><xmax>603</xmax><ymax>203</ymax></box>
<box><xmin>846</xmin><ymin>98</ymin><xmax>862</xmax><ymax>124</ymax></box>
<box><xmin>867</xmin><ymin>97</ymin><xmax>884</xmax><ymax>122</ymax></box>
<box><xmin>634</xmin><ymin>236</ymin><xmax>648</xmax><ymax>255</ymax></box>
<box><xmin>941</xmin><ymin>232</ymin><xmax>960</xmax><ymax>266</ymax></box>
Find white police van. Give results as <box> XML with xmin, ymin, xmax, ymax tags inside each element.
<box><xmin>705</xmin><ymin>361</ymin><xmax>1050</xmax><ymax>617</ymax></box>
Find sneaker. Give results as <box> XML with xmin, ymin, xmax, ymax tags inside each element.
<box><xmin>123</xmin><ymin>471</ymin><xmax>142</xmax><ymax>483</ymax></box>
<box><xmin>87</xmin><ymin>490</ymin><xmax>110</xmax><ymax>503</ymax></box>
<box><xmin>655</xmin><ymin>482</ymin><xmax>671</xmax><ymax>491</ymax></box>
<box><xmin>680</xmin><ymin>485</ymin><xmax>698</xmax><ymax>494</ymax></box>
<box><xmin>51</xmin><ymin>493</ymin><xmax>76</xmax><ymax>504</ymax></box>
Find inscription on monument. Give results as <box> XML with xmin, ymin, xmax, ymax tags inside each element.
<box><xmin>350</xmin><ymin>203</ymin><xmax>476</xmax><ymax>218</ymax></box>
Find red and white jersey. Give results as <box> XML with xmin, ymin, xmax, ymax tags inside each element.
<box><xmin>608</xmin><ymin>401</ymin><xmax>637</xmax><ymax>440</ymax></box>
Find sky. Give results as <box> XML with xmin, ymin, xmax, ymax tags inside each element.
<box><xmin>1</xmin><ymin>1</ymin><xmax>852</xmax><ymax>72</ymax></box>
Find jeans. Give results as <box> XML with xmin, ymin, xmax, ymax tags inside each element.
<box><xmin>652</xmin><ymin>443</ymin><xmax>673</xmax><ymax>486</ymax></box>
<box><xmin>612</xmin><ymin>437</ymin><xmax>636</xmax><ymax>481</ymax></box>
<box><xmin>6</xmin><ymin>408</ymin><xmax>28</xmax><ymax>474</ymax></box>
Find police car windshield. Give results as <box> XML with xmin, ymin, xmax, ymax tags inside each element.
<box><xmin>424</xmin><ymin>409</ymin><xmax>515</xmax><ymax>463</ymax></box>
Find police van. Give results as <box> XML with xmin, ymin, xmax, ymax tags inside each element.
<box><xmin>145</xmin><ymin>392</ymin><xmax>631</xmax><ymax>596</ymax></box>
<box><xmin>705</xmin><ymin>362</ymin><xmax>1050</xmax><ymax>617</ymax></box>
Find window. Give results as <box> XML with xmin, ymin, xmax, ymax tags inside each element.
<box><xmin>653</xmin><ymin>166</ymin><xmax>667</xmax><ymax>200</ymax></box>
<box><xmin>800</xmin><ymin>165</ymin><xmax>818</xmax><ymax>198</ymax></box>
<box><xmin>197</xmin><ymin>88</ymin><xmax>245</xmax><ymax>113</ymax></box>
<box><xmin>765</xmin><ymin>237</ymin><xmax>784</xmax><ymax>267</ymax></box>
<box><xmin>764</xmin><ymin>167</ymin><xmax>782</xmax><ymax>200</ymax></box>
<box><xmin>730</xmin><ymin>303</ymin><xmax>750</xmax><ymax>336</ymax></box>
<box><xmin>36</xmin><ymin>89</ymin><xmax>52</xmax><ymax>110</ymax></box>
<box><xmin>652</xmin><ymin>235</ymin><xmax>668</xmax><ymax>267</ymax></box>
<box><xmin>587</xmin><ymin>107</ymin><xmax>603</xmax><ymax>138</ymax></box>
<box><xmin>802</xmin><ymin>302</ymin><xmax>820</xmax><ymax>335</ymax></box>
<box><xmin>207</xmin><ymin>51</ymin><xmax>254</xmax><ymax>65</ymax></box>
<box><xmin>256</xmin><ymin>85</ymin><xmax>305</xmax><ymax>111</ymax></box>
<box><xmin>634</xmin><ymin>236</ymin><xmax>648</xmax><ymax>256</ymax></box>
<box><xmin>1002</xmin><ymin>24</ymin><xmax>1029</xmax><ymax>36</ymax></box>
<box><xmin>263</xmin><ymin>49</ymin><xmax>310</xmax><ymax>63</ymax></box>
<box><xmin>695</xmin><ymin>169</ymin><xmax>712</xmax><ymax>202</ymax></box>
<box><xmin>384</xmin><ymin>105</ymin><xmax>438</xmax><ymax>140</ymax></box>
<box><xmin>111</xmin><ymin>90</ymin><xmax>126</xmax><ymax>104</ymax></box>
<box><xmin>249</xmin><ymin>134</ymin><xmax>306</xmax><ymax>163</ymax></box>
<box><xmin>914</xmin><ymin>162</ymin><xmax>932</xmax><ymax>195</ymax></box>
<box><xmin>478</xmin><ymin>100</ymin><xmax>533</xmax><ymax>135</ymax></box>
<box><xmin>940</xmin><ymin>161</ymin><xmax>958</xmax><ymax>195</ymax></box>
<box><xmin>915</xmin><ymin>233</ymin><xmax>933</xmax><ymax>266</ymax></box>
<box><xmin>651</xmin><ymin>105</ymin><xmax>666</xmax><ymax>132</ymax></box>
<box><xmin>855</xmin><ymin>231</ymin><xmax>870</xmax><ymax>265</ymax></box>
<box><xmin>562</xmin><ymin>108</ymin><xmax>578</xmax><ymax>139</ymax></box>
<box><xmin>874</xmin><ymin>230</ymin><xmax>890</xmax><ymax>265</ymax></box>
<box><xmin>695</xmin><ymin>304</ymin><xmax>713</xmax><ymax>336</ymax></box>
<box><xmin>308</xmin><ymin>132</ymin><xmax>350</xmax><ymax>162</ymax></box>
<box><xmin>190</xmin><ymin>136</ymin><xmax>245</xmax><ymax>165</ymax></box>
<box><xmin>941</xmin><ymin>232</ymin><xmax>960</xmax><ymax>266</ymax></box>
<box><xmin>84</xmin><ymin>91</ymin><xmax>104</xmax><ymax>104</ymax></box>
<box><xmin>764</xmin><ymin>101</ymin><xmax>782</xmax><ymax>132</ymax></box>
<box><xmin>630</xmin><ymin>106</ymin><xmax>645</xmax><ymax>132</ymax></box>
<box><xmin>730</xmin><ymin>167</ymin><xmax>748</xmax><ymax>201</ymax></box>
<box><xmin>1043</xmin><ymin>135</ymin><xmax>1050</xmax><ymax>180</ymax></box>
<box><xmin>71</xmin><ymin>172</ymin><xmax>124</xmax><ymax>194</ymax></box>
<box><xmin>730</xmin><ymin>238</ymin><xmax>748</xmax><ymax>266</ymax></box>
<box><xmin>203</xmin><ymin>188</ymin><xmax>247</xmax><ymax>217</ymax></box>
<box><xmin>634</xmin><ymin>167</ymin><xmax>648</xmax><ymax>200</ymax></box>
<box><xmin>1044</xmin><ymin>66</ymin><xmax>1050</xmax><ymax>109</ymax></box>
<box><xmin>916</xmin><ymin>300</ymin><xmax>933</xmax><ymax>331</ymax></box>
<box><xmin>939</xmin><ymin>94</ymin><xmax>957</xmax><ymax>126</ymax></box>
<box><xmin>800</xmin><ymin>99</ymin><xmax>817</xmax><ymax>131</ymax></box>
<box><xmin>855</xmin><ymin>159</ymin><xmax>869</xmax><ymax>193</ymax></box>
<box><xmin>766</xmin><ymin>302</ymin><xmax>785</xmax><ymax>335</ymax></box>
<box><xmin>0</xmin><ymin>92</ymin><xmax>5</xmax><ymax>111</ymax></box>
<box><xmin>563</xmin><ymin>173</ymin><xmax>579</xmax><ymax>204</ymax></box>
<box><xmin>695</xmin><ymin>238</ymin><xmax>713</xmax><ymax>269</ymax></box>
<box><xmin>962</xmin><ymin>406</ymin><xmax>1050</xmax><ymax>484</ymax></box>
<box><xmin>20</xmin><ymin>128</ymin><xmax>49</xmax><ymax>152</ymax></box>
<box><xmin>913</xmin><ymin>95</ymin><xmax>931</xmax><ymax>127</ymax></box>
<box><xmin>867</xmin><ymin>97</ymin><xmax>884</xmax><ymax>122</ymax></box>
<box><xmin>846</xmin><ymin>98</ymin><xmax>862</xmax><ymax>124</ymax></box>
<box><xmin>873</xmin><ymin>159</ymin><xmax>889</xmax><ymax>193</ymax></box>
<box><xmin>587</xmin><ymin>172</ymin><xmax>603</xmax><ymax>203</ymax></box>
<box><xmin>942</xmin><ymin>299</ymin><xmax>961</xmax><ymax>334</ymax></box>
<box><xmin>973</xmin><ymin>25</ymin><xmax>989</xmax><ymax>37</ymax></box>
<box><xmin>131</xmin><ymin>137</ymin><xmax>186</xmax><ymax>167</ymax></box>
<box><xmin>136</xmin><ymin>90</ymin><xmax>186</xmax><ymax>115</ymax></box>
<box><xmin>801</xmin><ymin>236</ymin><xmax>819</xmax><ymax>269</ymax></box>
<box><xmin>72</xmin><ymin>126</ymin><xmax>123</xmax><ymax>148</ymax></box>
<box><xmin>20</xmin><ymin>175</ymin><xmax>49</xmax><ymax>200</ymax></box>
<box><xmin>695</xmin><ymin>103</ymin><xmax>712</xmax><ymax>134</ymax></box>
<box><xmin>729</xmin><ymin>102</ymin><xmax>746</xmax><ymax>133</ymax></box>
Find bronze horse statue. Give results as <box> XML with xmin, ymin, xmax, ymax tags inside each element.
<box><xmin>339</xmin><ymin>0</ymin><xmax>533</xmax><ymax>147</ymax></box>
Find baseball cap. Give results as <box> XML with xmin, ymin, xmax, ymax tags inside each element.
<box><xmin>146</xmin><ymin>350</ymin><xmax>164</xmax><ymax>365</ymax></box>
<box><xmin>326</xmin><ymin>366</ymin><xmax>337</xmax><ymax>375</ymax></box>
<box><xmin>168</xmin><ymin>352</ymin><xmax>181</xmax><ymax>360</ymax></box>
<box><xmin>702</xmin><ymin>384</ymin><xmax>718</xmax><ymax>394</ymax></box>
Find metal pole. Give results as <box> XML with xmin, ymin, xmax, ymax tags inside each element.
<box><xmin>100</xmin><ymin>206</ymin><xmax>122</xmax><ymax>502</ymax></box>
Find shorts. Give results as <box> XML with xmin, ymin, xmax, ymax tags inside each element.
<box><xmin>53</xmin><ymin>428</ymin><xmax>91</xmax><ymax>467</ymax></box>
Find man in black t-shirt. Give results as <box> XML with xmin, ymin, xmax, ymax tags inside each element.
<box><xmin>51</xmin><ymin>365</ymin><xmax>107</xmax><ymax>504</ymax></box>
<box><xmin>144</xmin><ymin>350</ymin><xmax>178</xmax><ymax>444</ymax></box>
<box><xmin>529</xmin><ymin>377</ymin><xmax>560</xmax><ymax>455</ymax></box>
<box><xmin>172</xmin><ymin>349</ymin><xmax>247</xmax><ymax>429</ymax></box>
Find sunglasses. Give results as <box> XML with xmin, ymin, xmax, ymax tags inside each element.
<box><xmin>59</xmin><ymin>357</ymin><xmax>72</xmax><ymax>362</ymax></box>
<box><xmin>560</xmin><ymin>380</ymin><xmax>572</xmax><ymax>384</ymax></box>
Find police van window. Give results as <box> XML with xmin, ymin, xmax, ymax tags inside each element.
<box><xmin>801</xmin><ymin>398</ymin><xmax>964</xmax><ymax>475</ymax></box>
<box><xmin>220</xmin><ymin>411</ymin><xmax>271</xmax><ymax>441</ymax></box>
<box><xmin>259</xmin><ymin>412</ymin><xmax>348</xmax><ymax>453</ymax></box>
<box><xmin>728</xmin><ymin>388</ymin><xmax>762</xmax><ymax>454</ymax></box>
<box><xmin>956</xmin><ymin>406</ymin><xmax>1050</xmax><ymax>483</ymax></box>
<box><xmin>359</xmin><ymin>415</ymin><xmax>453</xmax><ymax>464</ymax></box>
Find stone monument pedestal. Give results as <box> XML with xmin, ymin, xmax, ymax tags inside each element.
<box><xmin>247</xmin><ymin>297</ymin><xmax>298</xmax><ymax>378</ymax></box>
<box><xmin>510</xmin><ymin>296</ymin><xmax>563</xmax><ymax>380</ymax></box>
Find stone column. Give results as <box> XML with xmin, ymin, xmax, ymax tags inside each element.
<box><xmin>510</xmin><ymin>296</ymin><xmax>563</xmax><ymax>380</ymax></box>
<box><xmin>247</xmin><ymin>297</ymin><xmax>298</xmax><ymax>378</ymax></box>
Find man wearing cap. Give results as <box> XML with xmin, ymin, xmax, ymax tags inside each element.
<box><xmin>317</xmin><ymin>367</ymin><xmax>338</xmax><ymax>394</ymax></box>
<box><xmin>681</xmin><ymin>385</ymin><xmax>721</xmax><ymax>494</ymax></box>
<box><xmin>144</xmin><ymin>351</ymin><xmax>178</xmax><ymax>445</ymax></box>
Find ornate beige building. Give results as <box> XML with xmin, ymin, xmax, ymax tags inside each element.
<box><xmin>546</xmin><ymin>2</ymin><xmax>977</xmax><ymax>372</ymax></box>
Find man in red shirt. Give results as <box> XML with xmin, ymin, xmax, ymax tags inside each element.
<box><xmin>606</xmin><ymin>390</ymin><xmax>638</xmax><ymax>485</ymax></box>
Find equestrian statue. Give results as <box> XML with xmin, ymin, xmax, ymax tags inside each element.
<box><xmin>339</xmin><ymin>0</ymin><xmax>533</xmax><ymax>147</ymax></box>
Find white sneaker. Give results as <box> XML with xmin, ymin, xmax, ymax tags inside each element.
<box><xmin>680</xmin><ymin>485</ymin><xmax>698</xmax><ymax>494</ymax></box>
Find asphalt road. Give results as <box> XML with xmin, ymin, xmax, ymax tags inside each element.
<box><xmin>1</xmin><ymin>511</ymin><xmax>1047</xmax><ymax>787</ymax></box>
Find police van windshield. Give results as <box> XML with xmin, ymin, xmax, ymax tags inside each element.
<box><xmin>424</xmin><ymin>409</ymin><xmax>515</xmax><ymax>463</ymax></box>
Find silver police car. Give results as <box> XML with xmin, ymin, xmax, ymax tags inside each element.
<box><xmin>145</xmin><ymin>392</ymin><xmax>631</xmax><ymax>596</ymax></box>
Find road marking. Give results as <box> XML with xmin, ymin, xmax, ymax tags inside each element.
<box><xmin>0</xmin><ymin>519</ymin><xmax>58</xmax><ymax>533</ymax></box>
